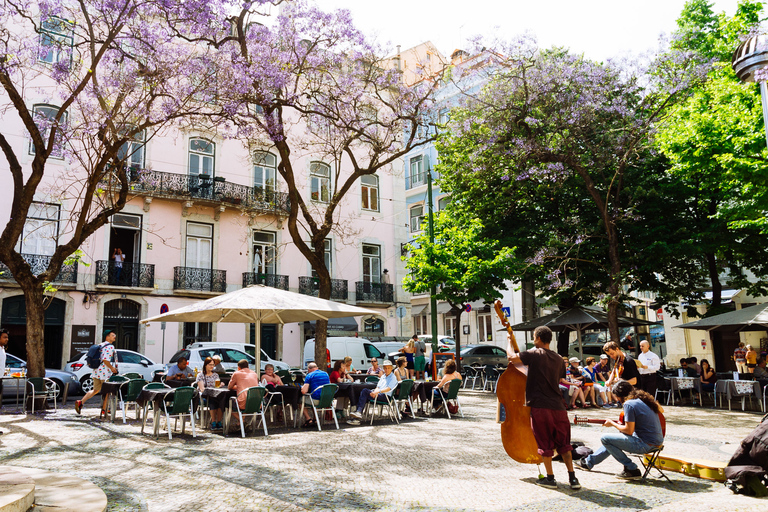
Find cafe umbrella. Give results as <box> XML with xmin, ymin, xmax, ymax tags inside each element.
<box><xmin>140</xmin><ymin>285</ymin><xmax>377</xmax><ymax>366</ymax></box>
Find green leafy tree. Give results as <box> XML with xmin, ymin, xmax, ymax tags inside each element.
<box><xmin>403</xmin><ymin>212</ymin><xmax>516</xmax><ymax>368</ymax></box>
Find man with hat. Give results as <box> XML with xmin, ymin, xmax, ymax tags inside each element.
<box><xmin>348</xmin><ymin>360</ymin><xmax>398</xmax><ymax>423</ymax></box>
<box><xmin>75</xmin><ymin>329</ymin><xmax>118</xmax><ymax>418</ymax></box>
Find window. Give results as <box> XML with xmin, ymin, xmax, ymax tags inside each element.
<box><xmin>361</xmin><ymin>174</ymin><xmax>379</xmax><ymax>211</ymax></box>
<box><xmin>478</xmin><ymin>314</ymin><xmax>492</xmax><ymax>342</ymax></box>
<box><xmin>17</xmin><ymin>202</ymin><xmax>60</xmax><ymax>255</ymax></box>
<box><xmin>363</xmin><ymin>317</ymin><xmax>385</xmax><ymax>333</ymax></box>
<box><xmin>186</xmin><ymin>222</ymin><xmax>212</xmax><ymax>269</ymax></box>
<box><xmin>117</xmin><ymin>129</ymin><xmax>145</xmax><ymax>170</ymax></box>
<box><xmin>362</xmin><ymin>244</ymin><xmax>381</xmax><ymax>283</ymax></box>
<box><xmin>444</xmin><ymin>317</ymin><xmax>457</xmax><ymax>338</ymax></box>
<box><xmin>410</xmin><ymin>205</ymin><xmax>424</xmax><ymax>233</ymax></box>
<box><xmin>39</xmin><ymin>17</ymin><xmax>74</xmax><ymax>66</ymax></box>
<box><xmin>312</xmin><ymin>239</ymin><xmax>332</xmax><ymax>278</ymax></box>
<box><xmin>414</xmin><ymin>315</ymin><xmax>428</xmax><ymax>335</ymax></box>
<box><xmin>189</xmin><ymin>138</ymin><xmax>215</xmax><ymax>177</ymax></box>
<box><xmin>253</xmin><ymin>152</ymin><xmax>276</xmax><ymax>192</ymax></box>
<box><xmin>253</xmin><ymin>231</ymin><xmax>276</xmax><ymax>274</ymax></box>
<box><xmin>438</xmin><ymin>196</ymin><xmax>450</xmax><ymax>211</ymax></box>
<box><xmin>29</xmin><ymin>104</ymin><xmax>66</xmax><ymax>158</ymax></box>
<box><xmin>183</xmin><ymin>322</ymin><xmax>212</xmax><ymax>345</ymax></box>
<box><xmin>408</xmin><ymin>155</ymin><xmax>424</xmax><ymax>188</ymax></box>
<box><xmin>310</xmin><ymin>162</ymin><xmax>331</xmax><ymax>202</ymax></box>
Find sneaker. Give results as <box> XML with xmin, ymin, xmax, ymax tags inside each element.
<box><xmin>536</xmin><ymin>477</ymin><xmax>557</xmax><ymax>489</ymax></box>
<box><xmin>616</xmin><ymin>468</ymin><xmax>642</xmax><ymax>480</ymax></box>
<box><xmin>75</xmin><ymin>400</ymin><xmax>82</xmax><ymax>415</ymax></box>
<box><xmin>575</xmin><ymin>459</ymin><xmax>591</xmax><ymax>471</ymax></box>
<box><xmin>346</xmin><ymin>419</ymin><xmax>361</xmax><ymax>426</ymax></box>
<box><xmin>569</xmin><ymin>476</ymin><xmax>581</xmax><ymax>490</ymax></box>
<box><xmin>349</xmin><ymin>411</ymin><xmax>362</xmax><ymax>420</ymax></box>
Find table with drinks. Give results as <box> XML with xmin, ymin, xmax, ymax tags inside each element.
<box><xmin>2</xmin><ymin>368</ymin><xmax>28</xmax><ymax>414</ymax></box>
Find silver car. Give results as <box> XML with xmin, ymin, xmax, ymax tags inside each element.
<box><xmin>3</xmin><ymin>353</ymin><xmax>81</xmax><ymax>400</ymax></box>
<box><xmin>65</xmin><ymin>349</ymin><xmax>166</xmax><ymax>393</ymax></box>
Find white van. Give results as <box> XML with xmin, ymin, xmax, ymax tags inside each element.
<box><xmin>187</xmin><ymin>342</ymin><xmax>290</xmax><ymax>371</ymax></box>
<box><xmin>303</xmin><ymin>337</ymin><xmax>384</xmax><ymax>370</ymax></box>
<box><xmin>373</xmin><ymin>341</ymin><xmax>406</xmax><ymax>360</ymax></box>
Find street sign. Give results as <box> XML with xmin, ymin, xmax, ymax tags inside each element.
<box><xmin>396</xmin><ymin>305</ymin><xmax>406</xmax><ymax>318</ymax></box>
<box><xmin>502</xmin><ymin>307</ymin><xmax>511</xmax><ymax>318</ymax></box>
<box><xmin>465</xmin><ymin>304</ymin><xmax>472</xmax><ymax>312</ymax></box>
<box><xmin>160</xmin><ymin>303</ymin><xmax>169</xmax><ymax>314</ymax></box>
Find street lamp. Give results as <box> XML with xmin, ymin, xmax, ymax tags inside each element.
<box><xmin>732</xmin><ymin>33</ymin><xmax>768</xmax><ymax>148</ymax></box>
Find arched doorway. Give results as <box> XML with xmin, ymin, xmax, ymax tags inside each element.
<box><xmin>363</xmin><ymin>316</ymin><xmax>385</xmax><ymax>334</ymax></box>
<box><xmin>1</xmin><ymin>295</ymin><xmax>65</xmax><ymax>368</ymax></box>
<box><xmin>103</xmin><ymin>299</ymin><xmax>140</xmax><ymax>352</ymax></box>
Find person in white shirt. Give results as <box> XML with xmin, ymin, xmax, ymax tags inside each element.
<box><xmin>637</xmin><ymin>341</ymin><xmax>661</xmax><ymax>396</ymax></box>
<box><xmin>0</xmin><ymin>328</ymin><xmax>8</xmax><ymax>431</ymax></box>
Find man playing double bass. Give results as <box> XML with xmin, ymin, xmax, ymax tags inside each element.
<box><xmin>507</xmin><ymin>326</ymin><xmax>581</xmax><ymax>490</ymax></box>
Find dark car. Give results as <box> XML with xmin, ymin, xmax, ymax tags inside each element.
<box><xmin>437</xmin><ymin>344</ymin><xmax>509</xmax><ymax>367</ymax></box>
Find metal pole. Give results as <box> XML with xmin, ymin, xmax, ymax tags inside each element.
<box><xmin>161</xmin><ymin>322</ymin><xmax>166</xmax><ymax>363</ymax></box>
<box><xmin>760</xmin><ymin>81</ymin><xmax>768</xmax><ymax>149</ymax></box>
<box><xmin>426</xmin><ymin>156</ymin><xmax>438</xmax><ymax>360</ymax></box>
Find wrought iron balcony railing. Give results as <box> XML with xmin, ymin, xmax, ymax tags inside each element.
<box><xmin>102</xmin><ymin>167</ymin><xmax>290</xmax><ymax>216</ymax></box>
<box><xmin>298</xmin><ymin>276</ymin><xmax>349</xmax><ymax>301</ymax></box>
<box><xmin>355</xmin><ymin>281</ymin><xmax>394</xmax><ymax>304</ymax></box>
<box><xmin>95</xmin><ymin>260</ymin><xmax>155</xmax><ymax>288</ymax></box>
<box><xmin>242</xmin><ymin>272</ymin><xmax>289</xmax><ymax>290</ymax></box>
<box><xmin>405</xmin><ymin>171</ymin><xmax>439</xmax><ymax>190</ymax></box>
<box><xmin>0</xmin><ymin>253</ymin><xmax>77</xmax><ymax>284</ymax></box>
<box><xmin>174</xmin><ymin>266</ymin><xmax>227</xmax><ymax>293</ymax></box>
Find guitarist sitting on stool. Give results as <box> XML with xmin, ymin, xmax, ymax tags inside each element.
<box><xmin>575</xmin><ymin>380</ymin><xmax>664</xmax><ymax>479</ymax></box>
<box><xmin>508</xmin><ymin>326</ymin><xmax>581</xmax><ymax>490</ymax></box>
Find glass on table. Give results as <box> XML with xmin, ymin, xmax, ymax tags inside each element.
<box><xmin>214</xmin><ymin>379</ymin><xmax>222</xmax><ymax>388</ymax></box>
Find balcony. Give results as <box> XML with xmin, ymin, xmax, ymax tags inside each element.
<box><xmin>242</xmin><ymin>272</ymin><xmax>289</xmax><ymax>290</ymax></box>
<box><xmin>0</xmin><ymin>254</ymin><xmax>77</xmax><ymax>284</ymax></box>
<box><xmin>174</xmin><ymin>266</ymin><xmax>227</xmax><ymax>293</ymax></box>
<box><xmin>355</xmin><ymin>281</ymin><xmax>394</xmax><ymax>305</ymax></box>
<box><xmin>95</xmin><ymin>261</ymin><xmax>155</xmax><ymax>288</ymax></box>
<box><xmin>405</xmin><ymin>171</ymin><xmax>440</xmax><ymax>190</ymax></box>
<box><xmin>298</xmin><ymin>276</ymin><xmax>349</xmax><ymax>301</ymax></box>
<box><xmin>103</xmin><ymin>168</ymin><xmax>291</xmax><ymax>216</ymax></box>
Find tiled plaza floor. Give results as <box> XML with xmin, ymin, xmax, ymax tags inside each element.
<box><xmin>0</xmin><ymin>391</ymin><xmax>766</xmax><ymax>511</ymax></box>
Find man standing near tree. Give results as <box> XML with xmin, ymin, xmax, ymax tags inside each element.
<box><xmin>507</xmin><ymin>326</ymin><xmax>581</xmax><ymax>490</ymax></box>
<box><xmin>75</xmin><ymin>330</ymin><xmax>118</xmax><ymax>418</ymax></box>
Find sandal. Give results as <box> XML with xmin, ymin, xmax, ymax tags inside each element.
<box><xmin>303</xmin><ymin>419</ymin><xmax>317</xmax><ymax>428</ymax></box>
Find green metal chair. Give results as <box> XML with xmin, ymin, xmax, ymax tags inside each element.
<box><xmin>365</xmin><ymin>375</ymin><xmax>380</xmax><ymax>383</ymax></box>
<box><xmin>430</xmin><ymin>379</ymin><xmax>464</xmax><ymax>419</ymax></box>
<box><xmin>122</xmin><ymin>372</ymin><xmax>143</xmax><ymax>380</ymax></box>
<box><xmin>301</xmin><ymin>383</ymin><xmax>339</xmax><ymax>431</ymax></box>
<box><xmin>159</xmin><ymin>386</ymin><xmax>196</xmax><ymax>440</ymax></box>
<box><xmin>364</xmin><ymin>382</ymin><xmax>400</xmax><ymax>425</ymax></box>
<box><xmin>108</xmin><ymin>374</ymin><xmax>129</xmax><ymax>383</ymax></box>
<box><xmin>224</xmin><ymin>386</ymin><xmax>269</xmax><ymax>437</ymax></box>
<box><xmin>26</xmin><ymin>377</ymin><xmax>58</xmax><ymax>413</ymax></box>
<box><xmin>276</xmin><ymin>369</ymin><xmax>292</xmax><ymax>383</ymax></box>
<box><xmin>393</xmin><ymin>379</ymin><xmax>415</xmax><ymax>419</ymax></box>
<box><xmin>140</xmin><ymin>382</ymin><xmax>171</xmax><ymax>434</ymax></box>
<box><xmin>118</xmin><ymin>379</ymin><xmax>146</xmax><ymax>423</ymax></box>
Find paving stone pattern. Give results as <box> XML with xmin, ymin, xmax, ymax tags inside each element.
<box><xmin>0</xmin><ymin>392</ymin><xmax>766</xmax><ymax>511</ymax></box>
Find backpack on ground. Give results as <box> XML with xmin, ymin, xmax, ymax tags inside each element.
<box><xmin>85</xmin><ymin>343</ymin><xmax>104</xmax><ymax>369</ymax></box>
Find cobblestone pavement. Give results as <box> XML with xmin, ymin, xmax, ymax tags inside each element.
<box><xmin>0</xmin><ymin>391</ymin><xmax>766</xmax><ymax>511</ymax></box>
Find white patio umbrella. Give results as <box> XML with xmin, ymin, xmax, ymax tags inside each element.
<box><xmin>140</xmin><ymin>285</ymin><xmax>377</xmax><ymax>365</ymax></box>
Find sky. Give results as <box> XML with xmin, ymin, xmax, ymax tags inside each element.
<box><xmin>319</xmin><ymin>0</ymin><xmax>745</xmax><ymax>61</ymax></box>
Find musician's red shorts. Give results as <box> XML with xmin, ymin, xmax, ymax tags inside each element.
<box><xmin>530</xmin><ymin>407</ymin><xmax>572</xmax><ymax>458</ymax></box>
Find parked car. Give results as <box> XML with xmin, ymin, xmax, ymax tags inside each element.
<box><xmin>4</xmin><ymin>353</ymin><xmax>81</xmax><ymax>400</ymax></box>
<box><xmin>169</xmin><ymin>346</ymin><xmax>259</xmax><ymax>374</ymax></box>
<box><xmin>65</xmin><ymin>349</ymin><xmax>165</xmax><ymax>393</ymax></box>
<box><xmin>186</xmin><ymin>342</ymin><xmax>289</xmax><ymax>371</ymax></box>
<box><xmin>303</xmin><ymin>337</ymin><xmax>383</xmax><ymax>369</ymax></box>
<box><xmin>418</xmin><ymin>335</ymin><xmax>455</xmax><ymax>352</ymax></box>
<box><xmin>567</xmin><ymin>343</ymin><xmax>606</xmax><ymax>361</ymax></box>
<box><xmin>458</xmin><ymin>344</ymin><xmax>509</xmax><ymax>367</ymax></box>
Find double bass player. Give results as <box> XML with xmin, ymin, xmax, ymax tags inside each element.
<box><xmin>507</xmin><ymin>326</ymin><xmax>581</xmax><ymax>490</ymax></box>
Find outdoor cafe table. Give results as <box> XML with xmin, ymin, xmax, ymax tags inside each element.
<box><xmin>137</xmin><ymin>387</ymin><xmax>200</xmax><ymax>437</ymax></box>
<box><xmin>412</xmin><ymin>380</ymin><xmax>440</xmax><ymax>405</ymax></box>
<box><xmin>668</xmin><ymin>376</ymin><xmax>696</xmax><ymax>405</ymax></box>
<box><xmin>99</xmin><ymin>380</ymin><xmax>138</xmax><ymax>422</ymax></box>
<box><xmin>202</xmin><ymin>385</ymin><xmax>300</xmax><ymax>413</ymax></box>
<box><xmin>714</xmin><ymin>379</ymin><xmax>762</xmax><ymax>411</ymax></box>
<box><xmin>335</xmin><ymin>382</ymin><xmax>376</xmax><ymax>407</ymax></box>
<box><xmin>1</xmin><ymin>374</ymin><xmax>27</xmax><ymax>414</ymax></box>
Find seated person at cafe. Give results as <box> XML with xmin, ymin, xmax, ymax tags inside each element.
<box><xmin>393</xmin><ymin>357</ymin><xmax>409</xmax><ymax>381</ymax></box>
<box><xmin>196</xmin><ymin>357</ymin><xmax>224</xmax><ymax>430</ymax></box>
<box><xmin>367</xmin><ymin>358</ymin><xmax>384</xmax><ymax>376</ymax></box>
<box><xmin>344</xmin><ymin>356</ymin><xmax>357</xmax><ymax>375</ymax></box>
<box><xmin>434</xmin><ymin>359</ymin><xmax>462</xmax><ymax>398</ymax></box>
<box><xmin>260</xmin><ymin>363</ymin><xmax>283</xmax><ymax>391</ymax></box>
<box><xmin>594</xmin><ymin>354</ymin><xmax>611</xmax><ymax>381</ymax></box>
<box><xmin>679</xmin><ymin>358</ymin><xmax>698</xmax><ymax>377</ymax></box>
<box><xmin>329</xmin><ymin>360</ymin><xmax>350</xmax><ymax>417</ymax></box>
<box><xmin>687</xmin><ymin>356</ymin><xmax>701</xmax><ymax>375</ymax></box>
<box><xmin>166</xmin><ymin>357</ymin><xmax>194</xmax><ymax>380</ymax></box>
<box><xmin>348</xmin><ymin>360</ymin><xmax>398</xmax><ymax>421</ymax></box>
<box><xmin>227</xmin><ymin>359</ymin><xmax>261</xmax><ymax>413</ymax></box>
<box><xmin>301</xmin><ymin>362</ymin><xmax>331</xmax><ymax>427</ymax></box>
<box><xmin>754</xmin><ymin>358</ymin><xmax>768</xmax><ymax>380</ymax></box>
<box><xmin>212</xmin><ymin>355</ymin><xmax>227</xmax><ymax>375</ymax></box>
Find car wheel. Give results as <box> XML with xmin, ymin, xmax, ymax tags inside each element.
<box><xmin>80</xmin><ymin>376</ymin><xmax>94</xmax><ymax>394</ymax></box>
<box><xmin>47</xmin><ymin>379</ymin><xmax>62</xmax><ymax>401</ymax></box>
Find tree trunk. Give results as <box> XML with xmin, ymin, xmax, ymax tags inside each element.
<box><xmin>24</xmin><ymin>285</ymin><xmax>46</xmax><ymax>378</ymax></box>
<box><xmin>313</xmin><ymin>260</ymin><xmax>332</xmax><ymax>370</ymax></box>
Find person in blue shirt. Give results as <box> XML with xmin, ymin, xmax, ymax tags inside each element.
<box><xmin>348</xmin><ymin>360</ymin><xmax>397</xmax><ymax>422</ymax></box>
<box><xmin>576</xmin><ymin>380</ymin><xmax>664</xmax><ymax>480</ymax></box>
<box><xmin>301</xmin><ymin>362</ymin><xmax>331</xmax><ymax>427</ymax></box>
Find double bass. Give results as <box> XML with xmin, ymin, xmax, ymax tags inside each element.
<box><xmin>494</xmin><ymin>300</ymin><xmax>542</xmax><ymax>464</ymax></box>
